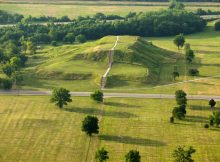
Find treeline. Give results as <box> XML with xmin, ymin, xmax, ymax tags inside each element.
<box><xmin>0</xmin><ymin>10</ymin><xmax>206</xmax><ymax>45</ymax></box>
<box><xmin>0</xmin><ymin>10</ymin><xmax>23</xmax><ymax>24</ymax></box>
<box><xmin>0</xmin><ymin>10</ymin><xmax>123</xmax><ymax>25</ymax></box>
<box><xmin>195</xmin><ymin>8</ymin><xmax>220</xmax><ymax>15</ymax></box>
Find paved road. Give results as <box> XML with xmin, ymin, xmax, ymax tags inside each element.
<box><xmin>0</xmin><ymin>90</ymin><xmax>220</xmax><ymax>100</ymax></box>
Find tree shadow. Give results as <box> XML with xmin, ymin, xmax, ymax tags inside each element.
<box><xmin>190</xmin><ymin>105</ymin><xmax>220</xmax><ymax>111</ymax></box>
<box><xmin>63</xmin><ymin>107</ymin><xmax>137</xmax><ymax>118</ymax></box>
<box><xmin>184</xmin><ymin>115</ymin><xmax>209</xmax><ymax>123</ymax></box>
<box><xmin>99</xmin><ymin>135</ymin><xmax>166</xmax><ymax>147</ymax></box>
<box><xmin>210</xmin><ymin>128</ymin><xmax>220</xmax><ymax>132</ymax></box>
<box><xmin>104</xmin><ymin>102</ymin><xmax>141</xmax><ymax>108</ymax></box>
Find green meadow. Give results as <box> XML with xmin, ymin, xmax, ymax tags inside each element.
<box><xmin>0</xmin><ymin>96</ymin><xmax>219</xmax><ymax>161</ymax></box>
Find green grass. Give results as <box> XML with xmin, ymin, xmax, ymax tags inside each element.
<box><xmin>19</xmin><ymin>35</ymin><xmax>176</xmax><ymax>91</ymax></box>
<box><xmin>0</xmin><ymin>96</ymin><xmax>220</xmax><ymax>161</ymax></box>
<box><xmin>104</xmin><ymin>21</ymin><xmax>220</xmax><ymax>95</ymax></box>
<box><xmin>21</xmin><ymin>36</ymin><xmax>119</xmax><ymax>91</ymax></box>
<box><xmin>0</xmin><ymin>1</ymin><xmax>220</xmax><ymax>19</ymax></box>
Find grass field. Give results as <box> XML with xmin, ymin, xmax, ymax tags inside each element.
<box><xmin>16</xmin><ymin>22</ymin><xmax>220</xmax><ymax>95</ymax></box>
<box><xmin>0</xmin><ymin>1</ymin><xmax>220</xmax><ymax>18</ymax></box>
<box><xmin>104</xmin><ymin>21</ymin><xmax>220</xmax><ymax>95</ymax></box>
<box><xmin>0</xmin><ymin>96</ymin><xmax>220</xmax><ymax>161</ymax></box>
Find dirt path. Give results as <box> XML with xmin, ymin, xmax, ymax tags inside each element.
<box><xmin>101</xmin><ymin>36</ymin><xmax>119</xmax><ymax>89</ymax></box>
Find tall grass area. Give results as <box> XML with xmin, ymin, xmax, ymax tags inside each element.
<box><xmin>0</xmin><ymin>96</ymin><xmax>220</xmax><ymax>161</ymax></box>
<box><xmin>0</xmin><ymin>2</ymin><xmax>220</xmax><ymax>19</ymax></box>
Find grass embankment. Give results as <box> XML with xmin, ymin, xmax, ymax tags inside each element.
<box><xmin>107</xmin><ymin>36</ymin><xmax>178</xmax><ymax>88</ymax></box>
<box><xmin>21</xmin><ymin>35</ymin><xmax>175</xmax><ymax>91</ymax></box>
<box><xmin>0</xmin><ymin>96</ymin><xmax>220</xmax><ymax>161</ymax></box>
<box><xmin>104</xmin><ymin>21</ymin><xmax>220</xmax><ymax>95</ymax></box>
<box><xmin>0</xmin><ymin>1</ymin><xmax>220</xmax><ymax>19</ymax></box>
<box><xmin>21</xmin><ymin>36</ymin><xmax>118</xmax><ymax>91</ymax></box>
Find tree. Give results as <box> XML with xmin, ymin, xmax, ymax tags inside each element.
<box><xmin>81</xmin><ymin>115</ymin><xmax>99</xmax><ymax>136</ymax></box>
<box><xmin>75</xmin><ymin>34</ymin><xmax>86</xmax><ymax>43</ymax></box>
<box><xmin>91</xmin><ymin>90</ymin><xmax>103</xmax><ymax>103</ymax></box>
<box><xmin>188</xmin><ymin>69</ymin><xmax>199</xmax><ymax>76</ymax></box>
<box><xmin>10</xmin><ymin>56</ymin><xmax>22</xmax><ymax>69</ymax></box>
<box><xmin>185</xmin><ymin>49</ymin><xmax>195</xmax><ymax>63</ymax></box>
<box><xmin>210</xmin><ymin>111</ymin><xmax>220</xmax><ymax>127</ymax></box>
<box><xmin>169</xmin><ymin>0</ymin><xmax>185</xmax><ymax>10</ymax></box>
<box><xmin>175</xmin><ymin>90</ymin><xmax>187</xmax><ymax>106</ymax></box>
<box><xmin>215</xmin><ymin>20</ymin><xmax>220</xmax><ymax>31</ymax></box>
<box><xmin>125</xmin><ymin>150</ymin><xmax>141</xmax><ymax>162</ymax></box>
<box><xmin>26</xmin><ymin>41</ymin><xmax>37</xmax><ymax>55</ymax></box>
<box><xmin>173</xmin><ymin>34</ymin><xmax>185</xmax><ymax>50</ymax></box>
<box><xmin>209</xmin><ymin>99</ymin><xmax>216</xmax><ymax>108</ymax></box>
<box><xmin>63</xmin><ymin>33</ymin><xmax>75</xmax><ymax>43</ymax></box>
<box><xmin>184</xmin><ymin>43</ymin><xmax>191</xmax><ymax>51</ymax></box>
<box><xmin>173</xmin><ymin>71</ymin><xmax>179</xmax><ymax>80</ymax></box>
<box><xmin>2</xmin><ymin>64</ymin><xmax>15</xmax><ymax>77</ymax></box>
<box><xmin>173</xmin><ymin>146</ymin><xmax>196</xmax><ymax>162</ymax></box>
<box><xmin>95</xmin><ymin>148</ymin><xmax>109</xmax><ymax>162</ymax></box>
<box><xmin>50</xmin><ymin>88</ymin><xmax>72</xmax><ymax>108</ymax></box>
<box><xmin>173</xmin><ymin>90</ymin><xmax>187</xmax><ymax>120</ymax></box>
<box><xmin>172</xmin><ymin>106</ymin><xmax>185</xmax><ymax>120</ymax></box>
<box><xmin>1</xmin><ymin>78</ymin><xmax>13</xmax><ymax>90</ymax></box>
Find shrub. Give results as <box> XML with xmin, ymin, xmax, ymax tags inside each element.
<box><xmin>90</xmin><ymin>90</ymin><xmax>103</xmax><ymax>103</ymax></box>
<box><xmin>215</xmin><ymin>21</ymin><xmax>220</xmax><ymax>31</ymax></box>
<box><xmin>188</xmin><ymin>69</ymin><xmax>199</xmax><ymax>76</ymax></box>
<box><xmin>2</xmin><ymin>78</ymin><xmax>13</xmax><ymax>90</ymax></box>
<box><xmin>210</xmin><ymin>119</ymin><xmax>214</xmax><ymax>126</ymax></box>
<box><xmin>51</xmin><ymin>41</ymin><xmax>57</xmax><ymax>46</ymax></box>
<box><xmin>204</xmin><ymin>124</ymin><xmax>209</xmax><ymax>128</ymax></box>
<box><xmin>75</xmin><ymin>34</ymin><xmax>86</xmax><ymax>43</ymax></box>
<box><xmin>170</xmin><ymin>116</ymin><xmax>174</xmax><ymax>123</ymax></box>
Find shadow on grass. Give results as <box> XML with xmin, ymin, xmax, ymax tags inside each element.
<box><xmin>210</xmin><ymin>128</ymin><xmax>220</xmax><ymax>132</ymax></box>
<box><xmin>99</xmin><ymin>135</ymin><xmax>166</xmax><ymax>147</ymax></box>
<box><xmin>190</xmin><ymin>105</ymin><xmax>210</xmax><ymax>111</ymax></box>
<box><xmin>190</xmin><ymin>105</ymin><xmax>220</xmax><ymax>111</ymax></box>
<box><xmin>184</xmin><ymin>115</ymin><xmax>209</xmax><ymax>123</ymax></box>
<box><xmin>63</xmin><ymin>107</ymin><xmax>137</xmax><ymax>118</ymax></box>
<box><xmin>104</xmin><ymin>102</ymin><xmax>141</xmax><ymax>108</ymax></box>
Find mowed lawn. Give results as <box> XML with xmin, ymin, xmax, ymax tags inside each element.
<box><xmin>0</xmin><ymin>2</ymin><xmax>220</xmax><ymax>19</ymax></box>
<box><xmin>0</xmin><ymin>96</ymin><xmax>220</xmax><ymax>161</ymax></box>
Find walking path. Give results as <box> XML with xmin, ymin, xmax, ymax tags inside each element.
<box><xmin>1</xmin><ymin>90</ymin><xmax>220</xmax><ymax>101</ymax></box>
<box><xmin>100</xmin><ymin>36</ymin><xmax>119</xmax><ymax>89</ymax></box>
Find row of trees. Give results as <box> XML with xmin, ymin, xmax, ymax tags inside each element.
<box><xmin>0</xmin><ymin>40</ymin><xmax>28</xmax><ymax>89</ymax></box>
<box><xmin>95</xmin><ymin>146</ymin><xmax>196</xmax><ymax>162</ymax></box>
<box><xmin>172</xmin><ymin>34</ymin><xmax>199</xmax><ymax>81</ymax></box>
<box><xmin>0</xmin><ymin>10</ymin><xmax>23</xmax><ymax>24</ymax></box>
<box><xmin>0</xmin><ymin>9</ymin><xmax>206</xmax><ymax>45</ymax></box>
<box><xmin>170</xmin><ymin>89</ymin><xmax>220</xmax><ymax>130</ymax></box>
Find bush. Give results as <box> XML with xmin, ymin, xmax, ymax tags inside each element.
<box><xmin>51</xmin><ymin>41</ymin><xmax>57</xmax><ymax>46</ymax></box>
<box><xmin>170</xmin><ymin>116</ymin><xmax>174</xmax><ymax>123</ymax></box>
<box><xmin>204</xmin><ymin>124</ymin><xmax>209</xmax><ymax>128</ymax></box>
<box><xmin>188</xmin><ymin>69</ymin><xmax>199</xmax><ymax>76</ymax></box>
<box><xmin>215</xmin><ymin>21</ymin><xmax>220</xmax><ymax>31</ymax></box>
<box><xmin>75</xmin><ymin>34</ymin><xmax>86</xmax><ymax>43</ymax></box>
<box><xmin>210</xmin><ymin>119</ymin><xmax>214</xmax><ymax>126</ymax></box>
<box><xmin>1</xmin><ymin>78</ymin><xmax>13</xmax><ymax>90</ymax></box>
<box><xmin>90</xmin><ymin>90</ymin><xmax>103</xmax><ymax>103</ymax></box>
